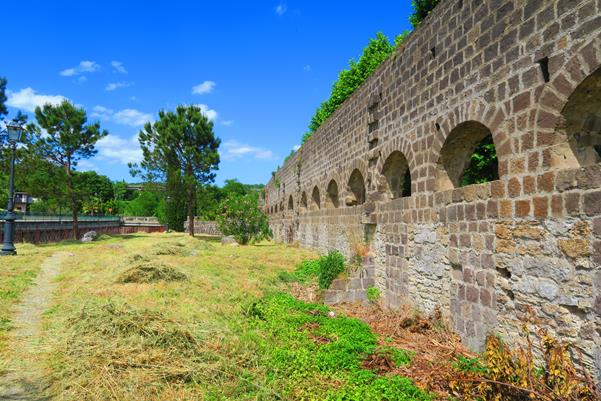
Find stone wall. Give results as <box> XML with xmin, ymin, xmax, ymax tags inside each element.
<box><xmin>184</xmin><ymin>219</ymin><xmax>222</xmax><ymax>236</ymax></box>
<box><xmin>264</xmin><ymin>0</ymin><xmax>601</xmax><ymax>380</ymax></box>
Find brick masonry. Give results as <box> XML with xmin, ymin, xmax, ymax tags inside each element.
<box><xmin>264</xmin><ymin>0</ymin><xmax>601</xmax><ymax>380</ymax></box>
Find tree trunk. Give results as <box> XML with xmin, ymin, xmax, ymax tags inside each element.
<box><xmin>186</xmin><ymin>172</ymin><xmax>196</xmax><ymax>237</ymax></box>
<box><xmin>65</xmin><ymin>164</ymin><xmax>79</xmax><ymax>240</ymax></box>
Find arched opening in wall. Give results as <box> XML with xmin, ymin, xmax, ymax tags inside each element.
<box><xmin>381</xmin><ymin>151</ymin><xmax>412</xmax><ymax>199</ymax></box>
<box><xmin>436</xmin><ymin>121</ymin><xmax>499</xmax><ymax>190</ymax></box>
<box><xmin>557</xmin><ymin>66</ymin><xmax>601</xmax><ymax>167</ymax></box>
<box><xmin>300</xmin><ymin>191</ymin><xmax>308</xmax><ymax>212</ymax></box>
<box><xmin>288</xmin><ymin>195</ymin><xmax>294</xmax><ymax>210</ymax></box>
<box><xmin>347</xmin><ymin>169</ymin><xmax>366</xmax><ymax>206</ymax></box>
<box><xmin>325</xmin><ymin>180</ymin><xmax>340</xmax><ymax>208</ymax></box>
<box><xmin>311</xmin><ymin>186</ymin><xmax>321</xmax><ymax>211</ymax></box>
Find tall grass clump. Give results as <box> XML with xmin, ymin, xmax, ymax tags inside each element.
<box><xmin>318</xmin><ymin>250</ymin><xmax>346</xmax><ymax>289</ymax></box>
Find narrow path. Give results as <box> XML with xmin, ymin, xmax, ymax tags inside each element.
<box><xmin>0</xmin><ymin>252</ymin><xmax>70</xmax><ymax>401</ymax></box>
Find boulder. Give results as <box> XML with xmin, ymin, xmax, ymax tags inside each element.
<box><xmin>81</xmin><ymin>231</ymin><xmax>98</xmax><ymax>243</ymax></box>
<box><xmin>221</xmin><ymin>236</ymin><xmax>238</xmax><ymax>246</ymax></box>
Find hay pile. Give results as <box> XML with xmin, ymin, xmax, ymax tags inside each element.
<box><xmin>153</xmin><ymin>242</ymin><xmax>189</xmax><ymax>256</ymax></box>
<box><xmin>117</xmin><ymin>262</ymin><xmax>188</xmax><ymax>283</ymax></box>
<box><xmin>51</xmin><ymin>300</ymin><xmax>205</xmax><ymax>400</ymax></box>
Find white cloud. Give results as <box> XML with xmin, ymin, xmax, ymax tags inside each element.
<box><xmin>91</xmin><ymin>105</ymin><xmax>152</xmax><ymax>126</ymax></box>
<box><xmin>96</xmin><ymin>134</ymin><xmax>142</xmax><ymax>165</ymax></box>
<box><xmin>114</xmin><ymin>109</ymin><xmax>153</xmax><ymax>126</ymax></box>
<box><xmin>105</xmin><ymin>81</ymin><xmax>132</xmax><ymax>91</ymax></box>
<box><xmin>221</xmin><ymin>120</ymin><xmax>234</xmax><ymax>127</ymax></box>
<box><xmin>303</xmin><ymin>65</ymin><xmax>312</xmax><ymax>72</ymax></box>
<box><xmin>6</xmin><ymin>88</ymin><xmax>67</xmax><ymax>112</ymax></box>
<box><xmin>59</xmin><ymin>60</ymin><xmax>100</xmax><ymax>76</ymax></box>
<box><xmin>275</xmin><ymin>2</ymin><xmax>287</xmax><ymax>15</ymax></box>
<box><xmin>293</xmin><ymin>144</ymin><xmax>301</xmax><ymax>151</ymax></box>
<box><xmin>111</xmin><ymin>60</ymin><xmax>127</xmax><ymax>74</ymax></box>
<box><xmin>221</xmin><ymin>140</ymin><xmax>274</xmax><ymax>161</ymax></box>
<box><xmin>90</xmin><ymin>105</ymin><xmax>114</xmax><ymax>120</ymax></box>
<box><xmin>76</xmin><ymin>159</ymin><xmax>99</xmax><ymax>172</ymax></box>
<box><xmin>192</xmin><ymin>80</ymin><xmax>216</xmax><ymax>95</ymax></box>
<box><xmin>194</xmin><ymin>104</ymin><xmax>218</xmax><ymax>121</ymax></box>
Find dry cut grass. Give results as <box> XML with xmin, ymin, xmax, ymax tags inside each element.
<box><xmin>4</xmin><ymin>232</ymin><xmax>317</xmax><ymax>400</ymax></box>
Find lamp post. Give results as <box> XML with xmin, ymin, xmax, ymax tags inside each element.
<box><xmin>1</xmin><ymin>122</ymin><xmax>24</xmax><ymax>256</ymax></box>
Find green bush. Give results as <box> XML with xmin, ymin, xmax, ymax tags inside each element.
<box><xmin>409</xmin><ymin>0</ymin><xmax>443</xmax><ymax>28</ymax></box>
<box><xmin>318</xmin><ymin>251</ymin><xmax>346</xmax><ymax>289</ymax></box>
<box><xmin>303</xmin><ymin>33</ymin><xmax>395</xmax><ymax>144</ymax></box>
<box><xmin>366</xmin><ymin>287</ymin><xmax>381</xmax><ymax>303</ymax></box>
<box><xmin>217</xmin><ymin>193</ymin><xmax>272</xmax><ymax>245</ymax></box>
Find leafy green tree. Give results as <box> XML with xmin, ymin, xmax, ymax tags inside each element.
<box><xmin>73</xmin><ymin>171</ymin><xmax>114</xmax><ymax>208</ymax></box>
<box><xmin>32</xmin><ymin>100</ymin><xmax>108</xmax><ymax>238</ymax></box>
<box><xmin>303</xmin><ymin>33</ymin><xmax>394</xmax><ymax>143</ymax></box>
<box><xmin>460</xmin><ymin>136</ymin><xmax>499</xmax><ymax>186</ymax></box>
<box><xmin>15</xmin><ymin>154</ymin><xmax>68</xmax><ymax>213</ymax></box>
<box><xmin>217</xmin><ymin>193</ymin><xmax>271</xmax><ymax>245</ymax></box>
<box><xmin>196</xmin><ymin>184</ymin><xmax>224</xmax><ymax>220</ymax></box>
<box><xmin>123</xmin><ymin>190</ymin><xmax>161</xmax><ymax>217</ymax></box>
<box><xmin>409</xmin><ymin>0</ymin><xmax>443</xmax><ymax>28</ymax></box>
<box><xmin>135</xmin><ymin>105</ymin><xmax>220</xmax><ymax>236</ymax></box>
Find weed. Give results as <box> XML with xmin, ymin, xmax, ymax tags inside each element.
<box><xmin>318</xmin><ymin>250</ymin><xmax>346</xmax><ymax>289</ymax></box>
<box><xmin>277</xmin><ymin>258</ymin><xmax>320</xmax><ymax>283</ymax></box>
<box><xmin>245</xmin><ymin>293</ymin><xmax>430</xmax><ymax>400</ymax></box>
<box><xmin>366</xmin><ymin>287</ymin><xmax>381</xmax><ymax>303</ymax></box>
<box><xmin>450</xmin><ymin>330</ymin><xmax>600</xmax><ymax>401</ymax></box>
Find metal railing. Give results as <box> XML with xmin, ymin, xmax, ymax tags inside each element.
<box><xmin>0</xmin><ymin>211</ymin><xmax>120</xmax><ymax>222</ymax></box>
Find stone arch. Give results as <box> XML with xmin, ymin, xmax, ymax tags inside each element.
<box><xmin>288</xmin><ymin>195</ymin><xmax>294</xmax><ymax>210</ymax></box>
<box><xmin>554</xmin><ymin>66</ymin><xmax>601</xmax><ymax>167</ymax></box>
<box><xmin>325</xmin><ymin>179</ymin><xmax>340</xmax><ymax>208</ymax></box>
<box><xmin>435</xmin><ymin>121</ymin><xmax>499</xmax><ymax>190</ymax></box>
<box><xmin>311</xmin><ymin>186</ymin><xmax>321</xmax><ymax>211</ymax></box>
<box><xmin>431</xmin><ymin>101</ymin><xmax>508</xmax><ymax>165</ymax></box>
<box><xmin>381</xmin><ymin>150</ymin><xmax>412</xmax><ymax>199</ymax></box>
<box><xmin>300</xmin><ymin>191</ymin><xmax>308</xmax><ymax>212</ymax></box>
<box><xmin>534</xmin><ymin>37</ymin><xmax>601</xmax><ymax>169</ymax></box>
<box><xmin>346</xmin><ymin>169</ymin><xmax>366</xmax><ymax>206</ymax></box>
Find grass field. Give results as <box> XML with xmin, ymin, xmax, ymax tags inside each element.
<box><xmin>0</xmin><ymin>233</ymin><xmax>433</xmax><ymax>400</ymax></box>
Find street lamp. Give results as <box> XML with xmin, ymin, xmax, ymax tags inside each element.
<box><xmin>1</xmin><ymin>121</ymin><xmax>24</xmax><ymax>256</ymax></box>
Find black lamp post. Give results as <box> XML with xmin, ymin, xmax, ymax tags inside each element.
<box><xmin>1</xmin><ymin>122</ymin><xmax>24</xmax><ymax>256</ymax></box>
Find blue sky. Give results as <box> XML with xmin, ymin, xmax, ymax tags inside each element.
<box><xmin>3</xmin><ymin>1</ymin><xmax>413</xmax><ymax>185</ymax></box>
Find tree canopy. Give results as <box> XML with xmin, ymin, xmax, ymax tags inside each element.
<box><xmin>135</xmin><ymin>105</ymin><xmax>220</xmax><ymax>235</ymax></box>
<box><xmin>409</xmin><ymin>0</ymin><xmax>443</xmax><ymax>28</ymax></box>
<box><xmin>32</xmin><ymin>100</ymin><xmax>108</xmax><ymax>237</ymax></box>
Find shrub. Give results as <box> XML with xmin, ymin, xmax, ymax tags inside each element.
<box><xmin>409</xmin><ymin>0</ymin><xmax>443</xmax><ymax>28</ymax></box>
<box><xmin>450</xmin><ymin>331</ymin><xmax>600</xmax><ymax>400</ymax></box>
<box><xmin>366</xmin><ymin>287</ymin><xmax>381</xmax><ymax>303</ymax></box>
<box><xmin>303</xmin><ymin>33</ymin><xmax>395</xmax><ymax>144</ymax></box>
<box><xmin>217</xmin><ymin>193</ymin><xmax>272</xmax><ymax>245</ymax></box>
<box><xmin>318</xmin><ymin>250</ymin><xmax>346</xmax><ymax>289</ymax></box>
